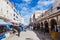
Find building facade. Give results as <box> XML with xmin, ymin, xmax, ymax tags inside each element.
<box><xmin>0</xmin><ymin>0</ymin><xmax>23</xmax><ymax>24</ymax></box>
<box><xmin>31</xmin><ymin>0</ymin><xmax>60</xmax><ymax>32</ymax></box>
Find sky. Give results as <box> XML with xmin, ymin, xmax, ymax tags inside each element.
<box><xmin>9</xmin><ymin>0</ymin><xmax>55</xmax><ymax>24</ymax></box>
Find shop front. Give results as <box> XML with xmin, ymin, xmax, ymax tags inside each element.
<box><xmin>0</xmin><ymin>19</ymin><xmax>13</xmax><ymax>40</ymax></box>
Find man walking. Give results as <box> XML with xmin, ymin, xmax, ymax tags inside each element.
<box><xmin>14</xmin><ymin>26</ymin><xmax>20</xmax><ymax>37</ymax></box>
<box><xmin>11</xmin><ymin>25</ymin><xmax>20</xmax><ymax>37</ymax></box>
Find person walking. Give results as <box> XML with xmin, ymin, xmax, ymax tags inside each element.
<box><xmin>14</xmin><ymin>26</ymin><xmax>20</xmax><ymax>37</ymax></box>
<box><xmin>11</xmin><ymin>25</ymin><xmax>20</xmax><ymax>37</ymax></box>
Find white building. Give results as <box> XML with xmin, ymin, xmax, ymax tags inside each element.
<box><xmin>0</xmin><ymin>0</ymin><xmax>23</xmax><ymax>24</ymax></box>
<box><xmin>30</xmin><ymin>15</ymin><xmax>33</xmax><ymax>23</ymax></box>
<box><xmin>34</xmin><ymin>11</ymin><xmax>45</xmax><ymax>19</ymax></box>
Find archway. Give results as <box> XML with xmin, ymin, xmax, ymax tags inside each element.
<box><xmin>40</xmin><ymin>22</ymin><xmax>43</xmax><ymax>32</ymax></box>
<box><xmin>41</xmin><ymin>22</ymin><xmax>43</xmax><ymax>27</ymax></box>
<box><xmin>50</xmin><ymin>19</ymin><xmax>58</xmax><ymax>32</ymax></box>
<box><xmin>37</xmin><ymin>23</ymin><xmax>40</xmax><ymax>30</ymax></box>
<box><xmin>44</xmin><ymin>21</ymin><xmax>49</xmax><ymax>33</ymax></box>
<box><xmin>33</xmin><ymin>23</ymin><xmax>36</xmax><ymax>30</ymax></box>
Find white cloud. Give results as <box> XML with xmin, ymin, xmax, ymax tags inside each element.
<box><xmin>32</xmin><ymin>0</ymin><xmax>55</xmax><ymax>10</ymax></box>
<box><xmin>23</xmin><ymin>15</ymin><xmax>30</xmax><ymax>21</ymax></box>
<box><xmin>23</xmin><ymin>14</ymin><xmax>30</xmax><ymax>25</ymax></box>
<box><xmin>38</xmin><ymin>0</ymin><xmax>55</xmax><ymax>5</ymax></box>
<box><xmin>23</xmin><ymin>15</ymin><xmax>30</xmax><ymax>19</ymax></box>
<box><xmin>15</xmin><ymin>3</ymin><xmax>28</xmax><ymax>8</ymax></box>
<box><xmin>22</xmin><ymin>0</ymin><xmax>32</xmax><ymax>4</ymax></box>
<box><xmin>23</xmin><ymin>0</ymin><xmax>31</xmax><ymax>2</ymax></box>
<box><xmin>22</xmin><ymin>7</ymin><xmax>28</xmax><ymax>11</ymax></box>
<box><xmin>21</xmin><ymin>18</ymin><xmax>24</xmax><ymax>24</ymax></box>
<box><xmin>15</xmin><ymin>0</ymin><xmax>55</xmax><ymax>24</ymax></box>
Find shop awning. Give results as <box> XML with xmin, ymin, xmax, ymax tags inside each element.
<box><xmin>0</xmin><ymin>19</ymin><xmax>13</xmax><ymax>25</ymax></box>
<box><xmin>11</xmin><ymin>22</ymin><xmax>17</xmax><ymax>24</ymax></box>
<box><xmin>10</xmin><ymin>21</ymin><xmax>20</xmax><ymax>26</ymax></box>
<box><xmin>0</xmin><ymin>20</ymin><xmax>12</xmax><ymax>30</ymax></box>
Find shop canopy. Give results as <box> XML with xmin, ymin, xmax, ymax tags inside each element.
<box><xmin>11</xmin><ymin>22</ymin><xmax>17</xmax><ymax>24</ymax></box>
<box><xmin>0</xmin><ymin>19</ymin><xmax>13</xmax><ymax>25</ymax></box>
<box><xmin>0</xmin><ymin>19</ymin><xmax>13</xmax><ymax>30</ymax></box>
<box><xmin>10</xmin><ymin>21</ymin><xmax>18</xmax><ymax>24</ymax></box>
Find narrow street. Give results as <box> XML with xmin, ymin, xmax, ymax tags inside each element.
<box><xmin>3</xmin><ymin>30</ymin><xmax>52</xmax><ymax>40</ymax></box>
<box><xmin>0</xmin><ymin>0</ymin><xmax>60</xmax><ymax>40</ymax></box>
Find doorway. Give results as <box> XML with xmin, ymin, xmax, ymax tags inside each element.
<box><xmin>50</xmin><ymin>19</ymin><xmax>58</xmax><ymax>32</ymax></box>
<box><xmin>44</xmin><ymin>21</ymin><xmax>49</xmax><ymax>33</ymax></box>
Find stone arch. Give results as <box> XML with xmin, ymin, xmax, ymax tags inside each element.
<box><xmin>50</xmin><ymin>19</ymin><xmax>58</xmax><ymax>32</ymax></box>
<box><xmin>44</xmin><ymin>21</ymin><xmax>49</xmax><ymax>33</ymax></box>
<box><xmin>33</xmin><ymin>23</ymin><xmax>36</xmax><ymax>30</ymax></box>
<box><xmin>40</xmin><ymin>22</ymin><xmax>44</xmax><ymax>31</ymax></box>
<box><xmin>41</xmin><ymin>22</ymin><xmax>43</xmax><ymax>27</ymax></box>
<box><xmin>37</xmin><ymin>23</ymin><xmax>40</xmax><ymax>30</ymax></box>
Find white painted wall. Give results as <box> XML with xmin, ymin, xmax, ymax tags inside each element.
<box><xmin>0</xmin><ymin>0</ymin><xmax>23</xmax><ymax>23</ymax></box>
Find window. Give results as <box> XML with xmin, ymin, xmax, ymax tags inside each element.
<box><xmin>7</xmin><ymin>10</ymin><xmax>8</xmax><ymax>13</ymax></box>
<box><xmin>14</xmin><ymin>9</ymin><xmax>15</xmax><ymax>12</ymax></box>
<box><xmin>16</xmin><ymin>16</ymin><xmax>18</xmax><ymax>18</ymax></box>
<box><xmin>7</xmin><ymin>2</ymin><xmax>8</xmax><ymax>4</ymax></box>
<box><xmin>57</xmin><ymin>6</ymin><xmax>60</xmax><ymax>10</ymax></box>
<box><xmin>13</xmin><ymin>18</ymin><xmax>16</xmax><ymax>20</ymax></box>
<box><xmin>13</xmin><ymin>14</ymin><xmax>15</xmax><ymax>16</ymax></box>
<box><xmin>17</xmin><ymin>20</ymin><xmax>18</xmax><ymax>21</ymax></box>
<box><xmin>12</xmin><ymin>7</ymin><xmax>13</xmax><ymax>9</ymax></box>
<box><xmin>57</xmin><ymin>3</ymin><xmax>60</xmax><ymax>10</ymax></box>
<box><xmin>17</xmin><ymin>14</ymin><xmax>18</xmax><ymax>15</ymax></box>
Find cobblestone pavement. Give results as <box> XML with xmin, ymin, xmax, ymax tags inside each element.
<box><xmin>3</xmin><ymin>30</ymin><xmax>52</xmax><ymax>40</ymax></box>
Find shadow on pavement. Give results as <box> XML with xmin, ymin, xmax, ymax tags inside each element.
<box><xmin>33</xmin><ymin>30</ymin><xmax>52</xmax><ymax>40</ymax></box>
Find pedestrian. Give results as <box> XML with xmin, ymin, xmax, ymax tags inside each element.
<box><xmin>10</xmin><ymin>25</ymin><xmax>16</xmax><ymax>34</ymax></box>
<box><xmin>10</xmin><ymin>25</ymin><xmax>20</xmax><ymax>37</ymax></box>
<box><xmin>19</xmin><ymin>23</ymin><xmax>23</xmax><ymax>31</ymax></box>
<box><xmin>20</xmin><ymin>25</ymin><xmax>22</xmax><ymax>31</ymax></box>
<box><xmin>14</xmin><ymin>26</ymin><xmax>20</xmax><ymax>37</ymax></box>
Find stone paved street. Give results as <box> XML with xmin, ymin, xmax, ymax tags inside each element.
<box><xmin>3</xmin><ymin>30</ymin><xmax>52</xmax><ymax>40</ymax></box>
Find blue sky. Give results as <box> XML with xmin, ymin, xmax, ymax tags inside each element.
<box><xmin>9</xmin><ymin>0</ymin><xmax>55</xmax><ymax>24</ymax></box>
